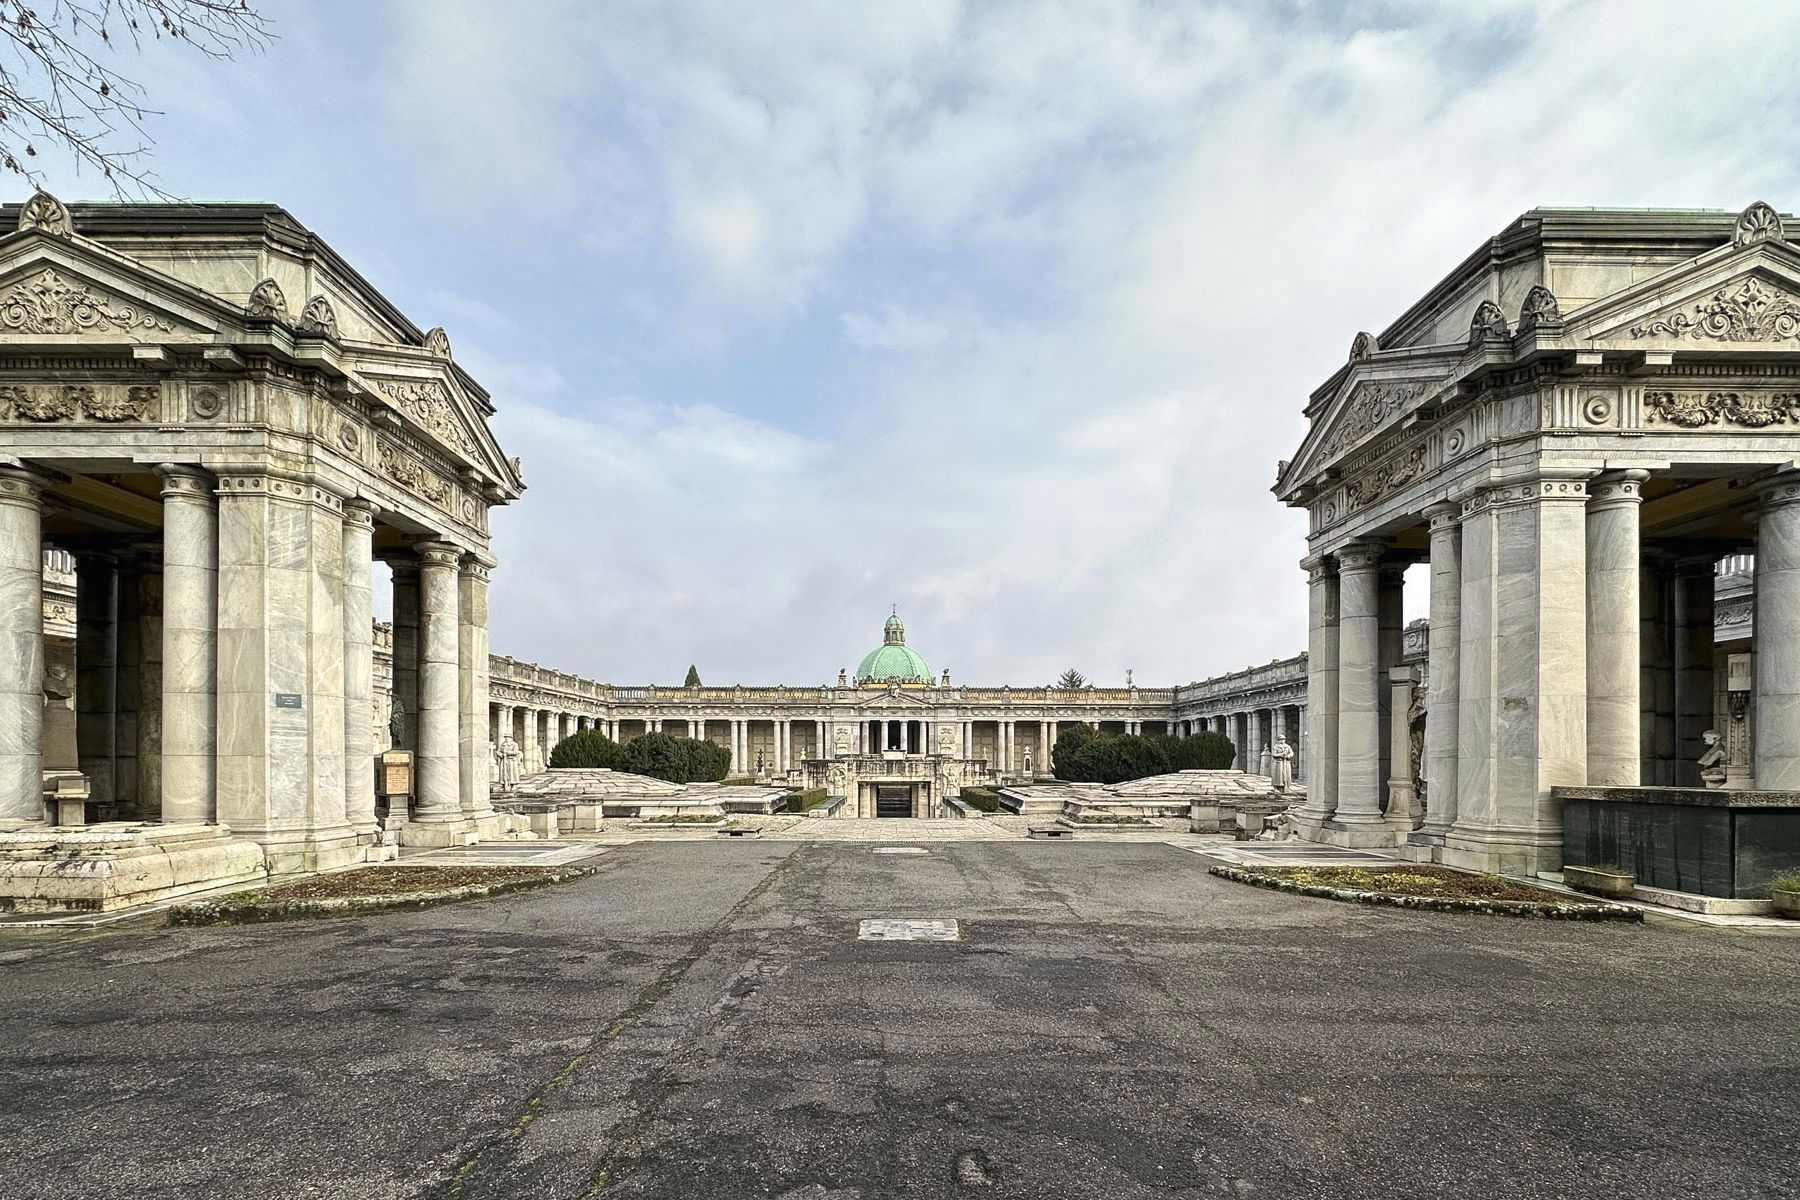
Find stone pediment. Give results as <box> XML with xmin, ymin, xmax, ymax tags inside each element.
<box><xmin>1284</xmin><ymin>370</ymin><xmax>1448</xmax><ymax>490</ymax></box>
<box><xmin>851</xmin><ymin>688</ymin><xmax>939</xmax><ymax>710</ymax></box>
<box><xmin>0</xmin><ymin>236</ymin><xmax>225</xmax><ymax>341</ymax></box>
<box><xmin>356</xmin><ymin>369</ymin><xmax>495</xmax><ymax>470</ymax></box>
<box><xmin>1577</xmin><ymin>232</ymin><xmax>1800</xmax><ymax>345</ymax></box>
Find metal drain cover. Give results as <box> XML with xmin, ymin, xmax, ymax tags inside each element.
<box><xmin>872</xmin><ymin>847</ymin><xmax>928</xmax><ymax>855</ymax></box>
<box><xmin>858</xmin><ymin>918</ymin><xmax>959</xmax><ymax>941</ymax></box>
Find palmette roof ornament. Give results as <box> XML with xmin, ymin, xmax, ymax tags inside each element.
<box><xmin>245</xmin><ymin>277</ymin><xmax>289</xmax><ymax>321</ymax></box>
<box><xmin>423</xmin><ymin>326</ymin><xmax>452</xmax><ymax>358</ymax></box>
<box><xmin>1733</xmin><ymin>201</ymin><xmax>1783</xmax><ymax>248</ymax></box>
<box><xmin>1349</xmin><ymin>331</ymin><xmax>1378</xmax><ymax>360</ymax></box>
<box><xmin>298</xmin><ymin>294</ymin><xmax>338</xmax><ymax>338</ymax></box>
<box><xmin>1468</xmin><ymin>299</ymin><xmax>1509</xmax><ymax>344</ymax></box>
<box><xmin>1518</xmin><ymin>284</ymin><xmax>1561</xmax><ymax>331</ymax></box>
<box><xmin>17</xmin><ymin>190</ymin><xmax>74</xmax><ymax>237</ymax></box>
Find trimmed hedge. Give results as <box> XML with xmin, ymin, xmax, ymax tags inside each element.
<box><xmin>548</xmin><ymin>729</ymin><xmax>620</xmax><ymax>769</ymax></box>
<box><xmin>1051</xmin><ymin>725</ymin><xmax>1235</xmax><ymax>784</ymax></box>
<box><xmin>959</xmin><ymin>786</ymin><xmax>1002</xmax><ymax>813</ymax></box>
<box><xmin>785</xmin><ymin>788</ymin><xmax>830</xmax><ymax>813</ymax></box>
<box><xmin>614</xmin><ymin>731</ymin><xmax>732</xmax><ymax>784</ymax></box>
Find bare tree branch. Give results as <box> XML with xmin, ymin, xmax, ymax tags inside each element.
<box><xmin>0</xmin><ymin>0</ymin><xmax>271</xmax><ymax>198</ymax></box>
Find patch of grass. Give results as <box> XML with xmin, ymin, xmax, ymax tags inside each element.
<box><xmin>1261</xmin><ymin>864</ymin><xmax>1605</xmax><ymax>904</ymax></box>
<box><xmin>1771</xmin><ymin>875</ymin><xmax>1800</xmax><ymax>893</ymax></box>
<box><xmin>260</xmin><ymin>865</ymin><xmax>569</xmax><ymax>900</ymax></box>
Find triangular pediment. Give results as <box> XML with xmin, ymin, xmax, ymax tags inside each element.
<box><xmin>1578</xmin><ymin>237</ymin><xmax>1800</xmax><ymax>345</ymax></box>
<box><xmin>852</xmin><ymin>688</ymin><xmax>939</xmax><ymax>710</ymax></box>
<box><xmin>0</xmin><ymin>231</ymin><xmax>226</xmax><ymax>341</ymax></box>
<box><xmin>352</xmin><ymin>366</ymin><xmax>501</xmax><ymax>473</ymax></box>
<box><xmin>1282</xmin><ymin>368</ymin><xmax>1451</xmax><ymax>490</ymax></box>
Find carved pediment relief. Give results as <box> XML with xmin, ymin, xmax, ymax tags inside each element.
<box><xmin>1319</xmin><ymin>379</ymin><xmax>1431</xmax><ymax>460</ymax></box>
<box><xmin>366</xmin><ymin>375</ymin><xmax>480</xmax><ymax>460</ymax></box>
<box><xmin>1628</xmin><ymin>275</ymin><xmax>1800</xmax><ymax>342</ymax></box>
<box><xmin>0</xmin><ymin>268</ymin><xmax>181</xmax><ymax>336</ymax></box>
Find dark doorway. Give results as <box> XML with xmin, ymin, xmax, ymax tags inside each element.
<box><xmin>876</xmin><ymin>785</ymin><xmax>913</xmax><ymax>818</ymax></box>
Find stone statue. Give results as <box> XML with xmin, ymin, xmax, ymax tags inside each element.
<box><xmin>1407</xmin><ymin>685</ymin><xmax>1427</xmax><ymax>807</ymax></box>
<box><xmin>494</xmin><ymin>735</ymin><xmax>523</xmax><ymax>791</ymax></box>
<box><xmin>388</xmin><ymin>699</ymin><xmax>408</xmax><ymax>750</ymax></box>
<box><xmin>1269</xmin><ymin>732</ymin><xmax>1294</xmax><ymax>792</ymax></box>
<box><xmin>755</xmin><ymin>750</ymin><xmax>767</xmax><ymax>777</ymax></box>
<box><xmin>838</xmin><ymin>668</ymin><xmax>848</xmax><ymax>687</ymax></box>
<box><xmin>1699</xmin><ymin>729</ymin><xmax>1728</xmax><ymax>789</ymax></box>
<box><xmin>1023</xmin><ymin>746</ymin><xmax>1034</xmax><ymax>776</ymax></box>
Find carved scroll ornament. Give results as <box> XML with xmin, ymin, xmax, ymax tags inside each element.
<box><xmin>0</xmin><ymin>269</ymin><xmax>176</xmax><ymax>335</ymax></box>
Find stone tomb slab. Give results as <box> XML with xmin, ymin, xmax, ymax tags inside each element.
<box><xmin>857</xmin><ymin>918</ymin><xmax>959</xmax><ymax>941</ymax></box>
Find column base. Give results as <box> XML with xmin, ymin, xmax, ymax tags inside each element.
<box><xmin>1287</xmin><ymin>813</ymin><xmax>1407</xmax><ymax>850</ymax></box>
<box><xmin>1440</xmin><ymin>825</ymin><xmax>1563</xmax><ymax>877</ymax></box>
<box><xmin>0</xmin><ymin>822</ymin><xmax>267</xmax><ymax>913</ymax></box>
<box><xmin>397</xmin><ymin>818</ymin><xmax>479</xmax><ymax>848</ymax></box>
<box><xmin>252</xmin><ymin>826</ymin><xmax>367</xmax><ymax>877</ymax></box>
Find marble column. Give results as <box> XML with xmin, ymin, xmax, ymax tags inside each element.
<box><xmin>1247</xmin><ymin>709</ymin><xmax>1264</xmax><ymax>775</ymax></box>
<box><xmin>1638</xmin><ymin>551</ymin><xmax>1677</xmax><ymax>786</ymax></box>
<box><xmin>1387</xmin><ymin>665</ymin><xmax>1421</xmax><ymax>829</ymax></box>
<box><xmin>1376</xmin><ymin>562</ymin><xmax>1406</xmax><ymax>800</ymax></box>
<box><xmin>75</xmin><ymin>550</ymin><xmax>119</xmax><ymax>810</ymax></box>
<box><xmin>1300</xmin><ymin>553</ymin><xmax>1340</xmax><ymax>820</ymax></box>
<box><xmin>0</xmin><ymin>463</ymin><xmax>46</xmax><ymax>822</ymax></box>
<box><xmin>1672</xmin><ymin>555</ymin><xmax>1716</xmax><ymax>788</ymax></box>
<box><xmin>112</xmin><ymin>556</ymin><xmax>144</xmax><ymax>818</ymax></box>
<box><xmin>1333</xmin><ymin>543</ymin><xmax>1386</xmax><ymax>824</ymax></box>
<box><xmin>1585</xmin><ymin>470</ymin><xmax>1648</xmax><ymax>787</ymax></box>
<box><xmin>1445</xmin><ymin>476</ymin><xmax>1589</xmax><ymax>876</ymax></box>
<box><xmin>1417</xmin><ymin>504</ymin><xmax>1460</xmax><ymax>839</ymax></box>
<box><xmin>1755</xmin><ymin>472</ymin><xmax>1800</xmax><ymax>788</ymax></box>
<box><xmin>414</xmin><ymin>542</ymin><xmax>462</xmax><ymax>824</ymax></box>
<box><xmin>458</xmin><ymin>555</ymin><xmax>493</xmax><ymax>821</ymax></box>
<box><xmin>341</xmin><ymin>500</ymin><xmax>377</xmax><ymax>837</ymax></box>
<box><xmin>132</xmin><ymin>564</ymin><xmax>164</xmax><ymax>820</ymax></box>
<box><xmin>388</xmin><ymin>561</ymin><xmax>420</xmax><ymax>753</ymax></box>
<box><xmin>158</xmin><ymin>466</ymin><xmax>216</xmax><ymax>825</ymax></box>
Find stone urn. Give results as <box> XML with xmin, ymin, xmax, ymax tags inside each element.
<box><xmin>1772</xmin><ymin>881</ymin><xmax>1800</xmax><ymax>919</ymax></box>
<box><xmin>1564</xmin><ymin>865</ymin><xmax>1635</xmax><ymax>900</ymax></box>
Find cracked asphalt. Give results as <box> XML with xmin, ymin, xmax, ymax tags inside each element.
<box><xmin>3</xmin><ymin>840</ymin><xmax>1798</xmax><ymax>1199</ymax></box>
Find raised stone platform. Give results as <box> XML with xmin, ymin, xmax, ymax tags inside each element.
<box><xmin>1003</xmin><ymin>771</ymin><xmax>1298</xmax><ymax>831</ymax></box>
<box><xmin>1555</xmin><ymin>784</ymin><xmax>1800</xmax><ymax>900</ymax></box>
<box><xmin>0</xmin><ymin>822</ymin><xmax>267</xmax><ymax>914</ymax></box>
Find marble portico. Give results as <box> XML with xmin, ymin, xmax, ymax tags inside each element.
<box><xmin>0</xmin><ymin>195</ymin><xmax>522</xmax><ymax>906</ymax></box>
<box><xmin>1277</xmin><ymin>202</ymin><xmax>1800</xmax><ymax>874</ymax></box>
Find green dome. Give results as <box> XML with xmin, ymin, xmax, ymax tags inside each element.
<box><xmin>856</xmin><ymin>611</ymin><xmax>932</xmax><ymax>684</ymax></box>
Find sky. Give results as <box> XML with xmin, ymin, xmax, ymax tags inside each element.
<box><xmin>18</xmin><ymin>0</ymin><xmax>1800</xmax><ymax>687</ymax></box>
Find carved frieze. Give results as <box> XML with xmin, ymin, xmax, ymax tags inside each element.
<box><xmin>0</xmin><ymin>269</ymin><xmax>177</xmax><ymax>335</ymax></box>
<box><xmin>371</xmin><ymin>376</ymin><xmax>477</xmax><ymax>458</ymax></box>
<box><xmin>1345</xmin><ymin>444</ymin><xmax>1427</xmax><ymax>511</ymax></box>
<box><xmin>1630</xmin><ymin>278</ymin><xmax>1800</xmax><ymax>341</ymax></box>
<box><xmin>1643</xmin><ymin>389</ymin><xmax>1800</xmax><ymax>428</ymax></box>
<box><xmin>0</xmin><ymin>382</ymin><xmax>158</xmax><ymax>422</ymax></box>
<box><xmin>377</xmin><ymin>439</ymin><xmax>452</xmax><ymax>508</ymax></box>
<box><xmin>1321</xmin><ymin>381</ymin><xmax>1429</xmax><ymax>458</ymax></box>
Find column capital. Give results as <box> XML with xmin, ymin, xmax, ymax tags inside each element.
<box><xmin>1425</xmin><ymin>500</ymin><xmax>1461</xmax><ymax>530</ymax></box>
<box><xmin>213</xmin><ymin>469</ymin><xmax>346</xmax><ymax>514</ymax></box>
<box><xmin>414</xmin><ymin>540</ymin><xmax>462</xmax><ymax>569</ymax></box>
<box><xmin>460</xmin><ymin>549</ymin><xmax>497</xmax><ymax>576</ymax></box>
<box><xmin>1589</xmin><ymin>468</ymin><xmax>1651</xmax><ymax>508</ymax></box>
<box><xmin>0</xmin><ymin>460</ymin><xmax>49</xmax><ymax>508</ymax></box>
<box><xmin>1334</xmin><ymin>541</ymin><xmax>1388</xmax><ymax>573</ymax></box>
<box><xmin>1755</xmin><ymin>468</ymin><xmax>1800</xmax><ymax>510</ymax></box>
<box><xmin>154</xmin><ymin>463</ymin><xmax>215</xmax><ymax>501</ymax></box>
<box><xmin>342</xmin><ymin>496</ymin><xmax>378</xmax><ymax>527</ymax></box>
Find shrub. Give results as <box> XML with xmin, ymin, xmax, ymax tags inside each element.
<box><xmin>548</xmin><ymin>729</ymin><xmax>620</xmax><ymax>769</ymax></box>
<box><xmin>1772</xmin><ymin>875</ymin><xmax>1800</xmax><ymax>893</ymax></box>
<box><xmin>1160</xmin><ymin>730</ymin><xmax>1235</xmax><ymax>771</ymax></box>
<box><xmin>960</xmin><ymin>786</ymin><xmax>1001</xmax><ymax>813</ymax></box>
<box><xmin>1052</xmin><ymin>725</ymin><xmax>1178</xmax><ymax>784</ymax></box>
<box><xmin>612</xmin><ymin>732</ymin><xmax>731</xmax><ymax>784</ymax></box>
<box><xmin>785</xmin><ymin>788</ymin><xmax>830</xmax><ymax>813</ymax></box>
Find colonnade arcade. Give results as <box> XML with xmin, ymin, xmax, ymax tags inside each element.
<box><xmin>1278</xmin><ymin>201</ymin><xmax>1800</xmax><ymax>873</ymax></box>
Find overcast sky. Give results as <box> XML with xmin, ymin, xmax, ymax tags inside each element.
<box><xmin>24</xmin><ymin>1</ymin><xmax>1800</xmax><ymax>686</ymax></box>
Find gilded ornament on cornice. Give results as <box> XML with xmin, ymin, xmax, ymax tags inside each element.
<box><xmin>0</xmin><ymin>269</ymin><xmax>177</xmax><ymax>335</ymax></box>
<box><xmin>1630</xmin><ymin>278</ymin><xmax>1800</xmax><ymax>341</ymax></box>
<box><xmin>371</xmin><ymin>377</ymin><xmax>478</xmax><ymax>457</ymax></box>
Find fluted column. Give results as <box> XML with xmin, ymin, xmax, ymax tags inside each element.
<box><xmin>1585</xmin><ymin>470</ymin><xmax>1648</xmax><ymax>786</ymax></box>
<box><xmin>1333</xmin><ymin>542</ymin><xmax>1386</xmax><ymax>824</ymax></box>
<box><xmin>0</xmin><ymin>463</ymin><xmax>46</xmax><ymax>822</ymax></box>
<box><xmin>341</xmin><ymin>499</ymin><xmax>377</xmax><ymax>837</ymax></box>
<box><xmin>1755</xmin><ymin>472</ymin><xmax>1800</xmax><ymax>788</ymax></box>
<box><xmin>1416</xmin><ymin>504</ymin><xmax>1460</xmax><ymax>838</ymax></box>
<box><xmin>459</xmin><ymin>554</ymin><xmax>493</xmax><ymax>821</ymax></box>
<box><xmin>158</xmin><ymin>466</ymin><xmax>217</xmax><ymax>825</ymax></box>
<box><xmin>414</xmin><ymin>542</ymin><xmax>462</xmax><ymax>823</ymax></box>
